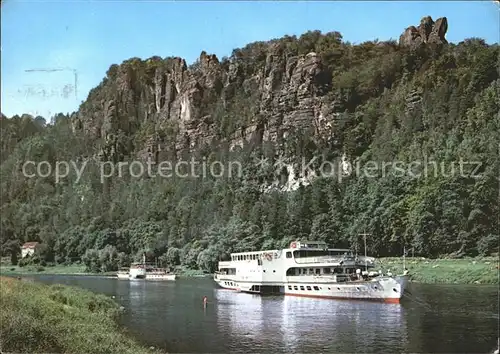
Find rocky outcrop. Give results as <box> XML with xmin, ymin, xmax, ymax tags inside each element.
<box><xmin>73</xmin><ymin>44</ymin><xmax>337</xmax><ymax>162</ymax></box>
<box><xmin>399</xmin><ymin>16</ymin><xmax>448</xmax><ymax>48</ymax></box>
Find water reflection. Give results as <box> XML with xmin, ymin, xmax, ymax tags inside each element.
<box><xmin>215</xmin><ymin>290</ymin><xmax>265</xmax><ymax>337</ymax></box>
<box><xmin>215</xmin><ymin>289</ymin><xmax>408</xmax><ymax>353</ymax></box>
<box><xmin>282</xmin><ymin>296</ymin><xmax>408</xmax><ymax>353</ymax></box>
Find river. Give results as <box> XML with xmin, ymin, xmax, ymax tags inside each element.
<box><xmin>26</xmin><ymin>275</ymin><xmax>498</xmax><ymax>353</ymax></box>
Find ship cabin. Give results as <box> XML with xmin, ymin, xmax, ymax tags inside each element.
<box><xmin>284</xmin><ymin>240</ymin><xmax>376</xmax><ymax>282</ymax></box>
<box><xmin>217</xmin><ymin>250</ymin><xmax>279</xmax><ymax>276</ymax></box>
<box><xmin>284</xmin><ymin>240</ymin><xmax>352</xmax><ymax>259</ymax></box>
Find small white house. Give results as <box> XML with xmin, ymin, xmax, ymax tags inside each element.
<box><xmin>21</xmin><ymin>242</ymin><xmax>40</xmax><ymax>258</ymax></box>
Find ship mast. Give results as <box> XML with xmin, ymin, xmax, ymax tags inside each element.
<box><xmin>403</xmin><ymin>245</ymin><xmax>406</xmax><ymax>273</ymax></box>
<box><xmin>359</xmin><ymin>232</ymin><xmax>370</xmax><ymax>271</ymax></box>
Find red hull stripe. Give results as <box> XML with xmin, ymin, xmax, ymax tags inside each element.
<box><xmin>285</xmin><ymin>292</ymin><xmax>400</xmax><ymax>304</ymax></box>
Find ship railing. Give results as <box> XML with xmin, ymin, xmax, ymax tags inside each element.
<box><xmin>285</xmin><ymin>274</ymin><xmax>348</xmax><ymax>283</ymax></box>
<box><xmin>294</xmin><ymin>255</ymin><xmax>376</xmax><ymax>266</ymax></box>
<box><xmin>294</xmin><ymin>256</ymin><xmax>346</xmax><ymax>265</ymax></box>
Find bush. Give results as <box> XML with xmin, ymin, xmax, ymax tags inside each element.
<box><xmin>18</xmin><ymin>258</ymin><xmax>29</xmax><ymax>267</ymax></box>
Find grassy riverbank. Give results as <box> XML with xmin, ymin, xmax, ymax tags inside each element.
<box><xmin>0</xmin><ymin>263</ymin><xmax>88</xmax><ymax>276</ymax></box>
<box><xmin>0</xmin><ymin>276</ymin><xmax>162</xmax><ymax>354</ymax></box>
<box><xmin>377</xmin><ymin>256</ymin><xmax>499</xmax><ymax>284</ymax></box>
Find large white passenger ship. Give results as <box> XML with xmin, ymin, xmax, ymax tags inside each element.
<box><xmin>214</xmin><ymin>241</ymin><xmax>409</xmax><ymax>303</ymax></box>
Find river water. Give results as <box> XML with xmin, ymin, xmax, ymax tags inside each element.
<box><xmin>27</xmin><ymin>275</ymin><xmax>498</xmax><ymax>353</ymax></box>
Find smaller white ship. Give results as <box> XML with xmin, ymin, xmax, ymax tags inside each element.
<box><xmin>117</xmin><ymin>254</ymin><xmax>176</xmax><ymax>281</ymax></box>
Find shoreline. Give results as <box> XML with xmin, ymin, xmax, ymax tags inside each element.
<box><xmin>1</xmin><ymin>256</ymin><xmax>497</xmax><ymax>285</ymax></box>
<box><xmin>0</xmin><ymin>276</ymin><xmax>163</xmax><ymax>353</ymax></box>
<box><xmin>0</xmin><ymin>264</ymin><xmax>210</xmax><ymax>278</ymax></box>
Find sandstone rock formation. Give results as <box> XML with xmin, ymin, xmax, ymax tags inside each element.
<box><xmin>399</xmin><ymin>16</ymin><xmax>448</xmax><ymax>48</ymax></box>
<box><xmin>72</xmin><ymin>15</ymin><xmax>449</xmax><ymax>167</ymax></box>
<box><xmin>73</xmin><ymin>45</ymin><xmax>339</xmax><ymax>163</ymax></box>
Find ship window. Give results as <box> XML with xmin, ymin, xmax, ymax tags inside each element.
<box><xmin>286</xmin><ymin>252</ymin><xmax>292</xmax><ymax>258</ymax></box>
<box><xmin>294</xmin><ymin>286</ymin><xmax>298</xmax><ymax>290</ymax></box>
<box><xmin>315</xmin><ymin>268</ymin><xmax>320</xmax><ymax>274</ymax></box>
<box><xmin>323</xmin><ymin>268</ymin><xmax>331</xmax><ymax>274</ymax></box>
<box><xmin>309</xmin><ymin>268</ymin><xmax>314</xmax><ymax>274</ymax></box>
<box><xmin>288</xmin><ymin>286</ymin><xmax>292</xmax><ymax>290</ymax></box>
<box><xmin>263</xmin><ymin>270</ymin><xmax>266</xmax><ymax>272</ymax></box>
<box><xmin>300</xmin><ymin>286</ymin><xmax>305</xmax><ymax>290</ymax></box>
<box><xmin>273</xmin><ymin>270</ymin><xmax>276</xmax><ymax>273</ymax></box>
<box><xmin>313</xmin><ymin>286</ymin><xmax>319</xmax><ymax>291</ymax></box>
<box><xmin>337</xmin><ymin>287</ymin><xmax>340</xmax><ymax>290</ymax></box>
<box><xmin>306</xmin><ymin>286</ymin><xmax>312</xmax><ymax>290</ymax></box>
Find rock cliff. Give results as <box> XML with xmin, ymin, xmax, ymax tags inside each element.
<box><xmin>72</xmin><ymin>15</ymin><xmax>449</xmax><ymax>167</ymax></box>
<box><xmin>74</xmin><ymin>48</ymin><xmax>337</xmax><ymax>163</ymax></box>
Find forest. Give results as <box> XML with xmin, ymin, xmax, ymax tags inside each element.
<box><xmin>1</xmin><ymin>29</ymin><xmax>498</xmax><ymax>273</ymax></box>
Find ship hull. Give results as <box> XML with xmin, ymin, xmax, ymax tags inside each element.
<box><xmin>214</xmin><ymin>275</ymin><xmax>240</xmax><ymax>290</ymax></box>
<box><xmin>282</xmin><ymin>276</ymin><xmax>407</xmax><ymax>303</ymax></box>
<box><xmin>214</xmin><ymin>276</ymin><xmax>408</xmax><ymax>303</ymax></box>
<box><xmin>145</xmin><ymin>274</ymin><xmax>176</xmax><ymax>281</ymax></box>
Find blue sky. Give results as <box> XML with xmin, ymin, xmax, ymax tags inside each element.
<box><xmin>1</xmin><ymin>1</ymin><xmax>499</xmax><ymax>118</ymax></box>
